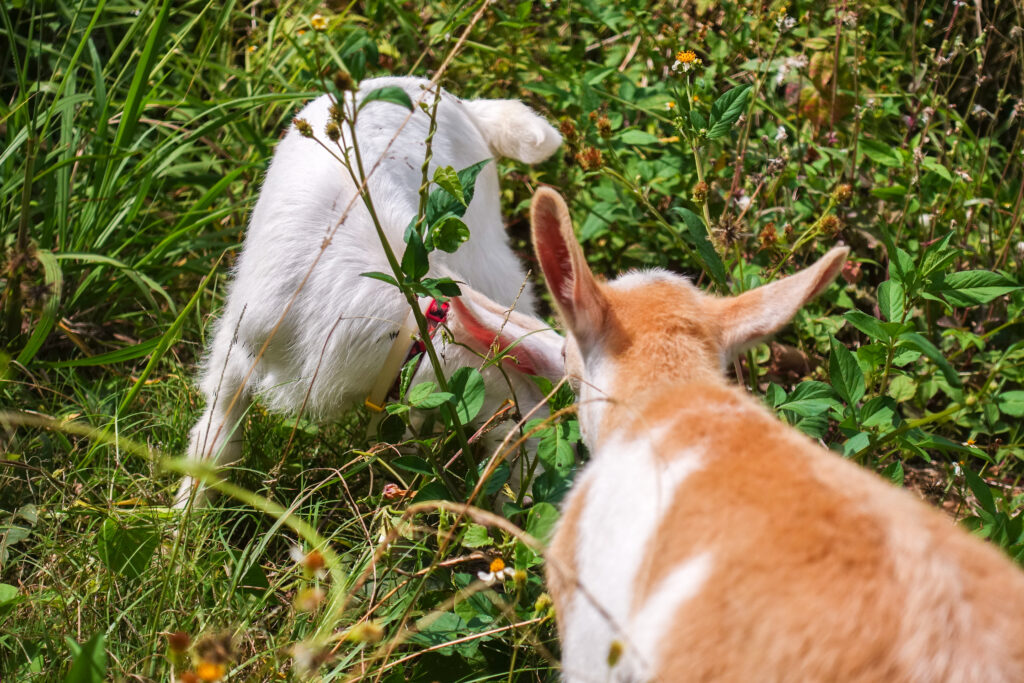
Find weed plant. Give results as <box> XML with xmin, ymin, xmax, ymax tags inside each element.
<box><xmin>1</xmin><ymin>1</ymin><xmax>1022</xmax><ymax>681</ymax></box>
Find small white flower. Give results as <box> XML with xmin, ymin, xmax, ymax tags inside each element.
<box><xmin>477</xmin><ymin>558</ymin><xmax>515</xmax><ymax>585</ymax></box>
<box><xmin>774</xmin><ymin>125</ymin><xmax>788</xmax><ymax>142</ymax></box>
<box><xmin>735</xmin><ymin>193</ymin><xmax>752</xmax><ymax>212</ymax></box>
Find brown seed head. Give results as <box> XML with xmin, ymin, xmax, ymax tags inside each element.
<box><xmin>168</xmin><ymin>630</ymin><xmax>191</xmax><ymax>654</ymax></box>
<box><xmin>293</xmin><ymin>118</ymin><xmax>314</xmax><ymax>138</ymax></box>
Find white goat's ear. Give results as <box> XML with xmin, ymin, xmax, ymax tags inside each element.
<box><xmin>449</xmin><ymin>286</ymin><xmax>565</xmax><ymax>381</ymax></box>
<box><xmin>531</xmin><ymin>188</ymin><xmax>607</xmax><ymax>346</ymax></box>
<box><xmin>714</xmin><ymin>246</ymin><xmax>849</xmax><ymax>360</ymax></box>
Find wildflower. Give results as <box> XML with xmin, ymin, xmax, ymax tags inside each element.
<box><xmin>776</xmin><ymin>13</ymin><xmax>797</xmax><ymax>33</ymax></box>
<box><xmin>774</xmin><ymin>125</ymin><xmax>788</xmax><ymax>143</ymax></box>
<box><xmin>310</xmin><ymin>12</ymin><xmax>328</xmax><ymax>31</ymax></box>
<box><xmin>665</xmin><ymin>101</ymin><xmax>676</xmax><ymax>110</ymax></box>
<box><xmin>345</xmin><ymin>620</ymin><xmax>385</xmax><ymax>643</ymax></box>
<box><xmin>196</xmin><ymin>661</ymin><xmax>226</xmax><ymax>682</ymax></box>
<box><xmin>735</xmin><ymin>193</ymin><xmax>752</xmax><ymax>212</ymax></box>
<box><xmin>672</xmin><ymin>49</ymin><xmax>703</xmax><ymax>73</ymax></box>
<box><xmin>477</xmin><ymin>557</ymin><xmax>515</xmax><ymax>585</ymax></box>
<box><xmin>820</xmin><ymin>214</ymin><xmax>841</xmax><ymax>236</ymax></box>
<box><xmin>923</xmin><ymin>18</ymin><xmax>934</xmax><ymax>27</ymax></box>
<box><xmin>534</xmin><ymin>593</ymin><xmax>553</xmax><ymax>614</ymax></box>
<box><xmin>955</xmin><ymin>169</ymin><xmax>972</xmax><ymax>182</ymax></box>
<box><xmin>841</xmin><ymin>261</ymin><xmax>862</xmax><ymax>284</ymax></box>
<box><xmin>294</xmin><ymin>586</ymin><xmax>326</xmax><ymax>612</ymax></box>
<box><xmin>290</xmin><ymin>546</ymin><xmax>327</xmax><ymax>578</ymax></box>
<box><xmin>247</xmin><ymin>45</ymin><xmax>256</xmax><ymax>53</ymax></box>
<box><xmin>954</xmin><ymin>460</ymin><xmax>964</xmax><ymax>476</ymax></box>
<box><xmin>774</xmin><ymin>54</ymin><xmax>808</xmax><ymax>85</ymax></box>
<box><xmin>382</xmin><ymin>482</ymin><xmax>408</xmax><ymax>500</ymax></box>
<box><xmin>964</xmin><ymin>438</ymin><xmax>976</xmax><ymax>447</ymax></box>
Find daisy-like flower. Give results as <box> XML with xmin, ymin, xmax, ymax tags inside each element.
<box><xmin>196</xmin><ymin>661</ymin><xmax>226</xmax><ymax>682</ymax></box>
<box><xmin>665</xmin><ymin>101</ymin><xmax>676</xmax><ymax>110</ymax></box>
<box><xmin>290</xmin><ymin>545</ymin><xmax>328</xmax><ymax>579</ymax></box>
<box><xmin>477</xmin><ymin>557</ymin><xmax>515</xmax><ymax>585</ymax></box>
<box><xmin>671</xmin><ymin>49</ymin><xmax>703</xmax><ymax>73</ymax></box>
<box><xmin>310</xmin><ymin>12</ymin><xmax>328</xmax><ymax>31</ymax></box>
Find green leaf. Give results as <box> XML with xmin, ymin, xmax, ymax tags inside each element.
<box><xmin>425</xmin><ymin>159</ymin><xmax>491</xmax><ymax>225</ymax></box>
<box><xmin>461</xmin><ymin>523</ymin><xmax>492</xmax><ymax>548</ymax></box>
<box><xmin>689</xmin><ymin>109</ymin><xmax>707</xmax><ymax>130</ymax></box>
<box><xmin>401</xmin><ymin>229</ymin><xmax>429</xmax><ymax>280</ymax></box>
<box><xmin>671</xmin><ymin>207</ymin><xmax>727</xmax><ymax>288</ymax></box>
<box><xmin>360</xmin><ymin>271</ymin><xmax>399</xmax><ymax>287</ymax></box>
<box><xmin>358</xmin><ymin>85</ymin><xmax>414</xmax><ymax>112</ymax></box>
<box><xmin>897</xmin><ymin>332</ymin><xmax>963</xmax><ymax>388</ymax></box>
<box><xmin>777</xmin><ymin>381</ymin><xmax>841</xmax><ymax>417</ymax></box>
<box><xmin>844</xmin><ymin>310</ymin><xmax>890</xmax><ymax>341</ymax></box>
<box><xmin>525</xmin><ymin>502</ymin><xmax>560</xmax><ymax>544</ymax></box>
<box><xmin>829</xmin><ymin>336</ymin><xmax>865</xmax><ymax>406</ymax></box>
<box><xmin>706</xmin><ymin>84</ymin><xmax>751</xmax><ymax>139</ymax></box>
<box><xmin>920</xmin><ymin>156</ymin><xmax>953</xmax><ymax>182</ymax></box>
<box><xmin>882</xmin><ymin>460</ymin><xmax>905</xmax><ymax>486</ymax></box>
<box><xmin>412</xmin><ymin>481</ymin><xmax>450</xmax><ymax>503</ymax></box>
<box><xmin>432</xmin><ymin>166</ymin><xmax>465</xmax><ymax>206</ymax></box>
<box><xmin>65</xmin><ymin>632</ymin><xmax>106</xmax><ymax>683</ymax></box>
<box><xmin>963</xmin><ymin>467</ymin><xmax>996</xmax><ymax>516</ymax></box>
<box><xmin>859</xmin><ymin>138</ymin><xmax>902</xmax><ymax>167</ymax></box>
<box><xmin>877</xmin><ymin>279</ymin><xmax>905</xmax><ymax>322</ymax></box>
<box><xmin>407</xmin><ymin>382</ymin><xmax>454</xmax><ymax>409</ymax></box>
<box><xmin>420</xmin><ymin>277</ymin><xmax>462</xmax><ymax>300</ymax></box>
<box><xmin>927</xmin><ymin>270</ymin><xmax>1020</xmax><ymax>307</ymax></box>
<box><xmin>95</xmin><ymin>519</ymin><xmax>159</xmax><ymax>580</ymax></box>
<box><xmin>429</xmin><ymin>215</ymin><xmax>470</xmax><ymax>253</ymax></box>
<box><xmin>393</xmin><ymin>455</ymin><xmax>435</xmax><ymax>477</ymax></box>
<box><xmin>618</xmin><ymin>129</ymin><xmax>660</xmax><ymax>146</ymax></box>
<box><xmin>448</xmin><ymin>367</ymin><xmax>486</xmax><ymax>424</ymax></box>
<box><xmin>996</xmin><ymin>391</ymin><xmax>1024</xmax><ymax>417</ymax></box>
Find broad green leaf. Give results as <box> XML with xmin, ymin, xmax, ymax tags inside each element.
<box><xmin>877</xmin><ymin>279</ymin><xmax>905</xmax><ymax>322</ymax></box>
<box><xmin>525</xmin><ymin>502</ymin><xmax>560</xmax><ymax>544</ymax></box>
<box><xmin>618</xmin><ymin>129</ymin><xmax>660</xmax><ymax>146</ymax></box>
<box><xmin>844</xmin><ymin>310</ymin><xmax>890</xmax><ymax>341</ymax></box>
<box><xmin>358</xmin><ymin>85</ymin><xmax>413</xmax><ymax>111</ymax></box>
<box><xmin>476</xmin><ymin>460</ymin><xmax>510</xmax><ymax>497</ymax></box>
<box><xmin>897</xmin><ymin>332</ymin><xmax>963</xmax><ymax>388</ymax></box>
<box><xmin>963</xmin><ymin>467</ymin><xmax>996</xmax><ymax>516</ymax></box>
<box><xmin>448</xmin><ymin>367</ymin><xmax>486</xmax><ymax>424</ymax></box>
<box><xmin>829</xmin><ymin>336</ymin><xmax>865</xmax><ymax>406</ymax></box>
<box><xmin>425</xmin><ymin>159</ymin><xmax>491</xmax><ymax>225</ymax></box>
<box><xmin>859</xmin><ymin>138</ymin><xmax>902</xmax><ymax>167</ymax></box>
<box><xmin>706</xmin><ymin>84</ymin><xmax>751</xmax><ymax>139</ymax></box>
<box><xmin>429</xmin><ymin>215</ymin><xmax>470</xmax><ymax>253</ymax></box>
<box><xmin>927</xmin><ymin>270</ymin><xmax>1020</xmax><ymax>307</ymax></box>
<box><xmin>778</xmin><ymin>380</ymin><xmax>840</xmax><ymax>417</ymax></box>
<box><xmin>401</xmin><ymin>229</ymin><xmax>429</xmax><ymax>280</ymax></box>
<box><xmin>407</xmin><ymin>382</ymin><xmax>453</xmax><ymax>409</ymax></box>
<box><xmin>996</xmin><ymin>391</ymin><xmax>1024</xmax><ymax>417</ymax></box>
<box><xmin>689</xmin><ymin>109</ymin><xmax>707</xmax><ymax>131</ymax></box>
<box><xmin>393</xmin><ymin>455</ymin><xmax>435</xmax><ymax>477</ymax></box>
<box><xmin>65</xmin><ymin>633</ymin><xmax>106</xmax><ymax>683</ymax></box>
<box><xmin>461</xmin><ymin>524</ymin><xmax>492</xmax><ymax>548</ymax></box>
<box><xmin>412</xmin><ymin>481</ymin><xmax>450</xmax><ymax>503</ymax></box>
<box><xmin>433</xmin><ymin>166</ymin><xmax>465</xmax><ymax>206</ymax></box>
<box><xmin>419</xmin><ymin>277</ymin><xmax>462</xmax><ymax>300</ymax></box>
<box><xmin>882</xmin><ymin>460</ymin><xmax>905</xmax><ymax>486</ymax></box>
<box><xmin>920</xmin><ymin>156</ymin><xmax>952</xmax><ymax>182</ymax></box>
<box><xmin>671</xmin><ymin>207</ymin><xmax>727</xmax><ymax>288</ymax></box>
<box><xmin>96</xmin><ymin>519</ymin><xmax>159</xmax><ymax>580</ymax></box>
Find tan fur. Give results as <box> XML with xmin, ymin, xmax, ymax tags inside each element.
<box><xmin>531</xmin><ymin>187</ymin><xmax>1024</xmax><ymax>682</ymax></box>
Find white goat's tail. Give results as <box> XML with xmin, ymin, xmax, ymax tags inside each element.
<box><xmin>463</xmin><ymin>99</ymin><xmax>562</xmax><ymax>164</ymax></box>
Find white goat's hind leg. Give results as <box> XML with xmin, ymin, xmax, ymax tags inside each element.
<box><xmin>175</xmin><ymin>329</ymin><xmax>252</xmax><ymax>509</ymax></box>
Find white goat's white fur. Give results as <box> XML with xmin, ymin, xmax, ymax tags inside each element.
<box><xmin>176</xmin><ymin>77</ymin><xmax>563</xmax><ymax>506</ymax></box>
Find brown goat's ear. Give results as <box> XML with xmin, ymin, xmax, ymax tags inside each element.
<box><xmin>449</xmin><ymin>286</ymin><xmax>565</xmax><ymax>381</ymax></box>
<box><xmin>714</xmin><ymin>247</ymin><xmax>849</xmax><ymax>360</ymax></box>
<box><xmin>531</xmin><ymin>188</ymin><xmax>607</xmax><ymax>346</ymax></box>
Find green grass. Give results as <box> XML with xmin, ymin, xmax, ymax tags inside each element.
<box><xmin>2</xmin><ymin>0</ymin><xmax>1023</xmax><ymax>680</ymax></box>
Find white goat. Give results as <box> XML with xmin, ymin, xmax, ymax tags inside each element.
<box><xmin>529</xmin><ymin>187</ymin><xmax>1024</xmax><ymax>682</ymax></box>
<box><xmin>176</xmin><ymin>77</ymin><xmax>564</xmax><ymax>507</ymax></box>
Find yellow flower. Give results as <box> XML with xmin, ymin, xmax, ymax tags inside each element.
<box><xmin>676</xmin><ymin>50</ymin><xmax>697</xmax><ymax>64</ymax></box>
<box><xmin>665</xmin><ymin>101</ymin><xmax>676</xmax><ymax>110</ymax></box>
<box><xmin>477</xmin><ymin>557</ymin><xmax>515</xmax><ymax>585</ymax></box>
<box><xmin>247</xmin><ymin>45</ymin><xmax>256</xmax><ymax>53</ymax></box>
<box><xmin>196</xmin><ymin>661</ymin><xmax>226</xmax><ymax>682</ymax></box>
<box><xmin>965</xmin><ymin>438</ymin><xmax>976</xmax><ymax>447</ymax></box>
<box><xmin>311</xmin><ymin>13</ymin><xmax>328</xmax><ymax>31</ymax></box>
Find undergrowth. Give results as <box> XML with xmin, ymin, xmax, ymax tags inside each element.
<box><xmin>1</xmin><ymin>0</ymin><xmax>1022</xmax><ymax>680</ymax></box>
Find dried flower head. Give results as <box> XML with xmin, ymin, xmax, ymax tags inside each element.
<box><xmin>758</xmin><ymin>222</ymin><xmax>778</xmax><ymax>250</ymax></box>
<box><xmin>691</xmin><ymin>180</ymin><xmax>708</xmax><ymax>204</ymax></box>
<box><xmin>293</xmin><ymin>118</ymin><xmax>314</xmax><ymax>138</ymax></box>
<box><xmin>382</xmin><ymin>482</ymin><xmax>408</xmax><ymax>500</ymax></box>
<box><xmin>819</xmin><ymin>214</ymin><xmax>841</xmax><ymax>236</ymax></box>
<box><xmin>832</xmin><ymin>184</ymin><xmax>852</xmax><ymax>203</ymax></box>
<box><xmin>575</xmin><ymin>146</ymin><xmax>603</xmax><ymax>171</ymax></box>
<box><xmin>325</xmin><ymin>121</ymin><xmax>341</xmax><ymax>142</ymax></box>
<box><xmin>559</xmin><ymin>118</ymin><xmax>577</xmax><ymax>142</ymax></box>
<box><xmin>168</xmin><ymin>631</ymin><xmax>191</xmax><ymax>654</ymax></box>
<box><xmin>333</xmin><ymin>69</ymin><xmax>355</xmax><ymax>92</ymax></box>
<box><xmin>596</xmin><ymin>115</ymin><xmax>612</xmax><ymax>139</ymax></box>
